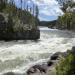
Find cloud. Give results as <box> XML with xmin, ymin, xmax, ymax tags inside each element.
<box><xmin>32</xmin><ymin>0</ymin><xmax>63</xmax><ymax>15</ymax></box>
<box><xmin>15</xmin><ymin>0</ymin><xmax>63</xmax><ymax>21</ymax></box>
<box><xmin>31</xmin><ymin>0</ymin><xmax>63</xmax><ymax>20</ymax></box>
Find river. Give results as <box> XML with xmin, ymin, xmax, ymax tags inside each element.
<box><xmin>0</xmin><ymin>26</ymin><xmax>75</xmax><ymax>74</ymax></box>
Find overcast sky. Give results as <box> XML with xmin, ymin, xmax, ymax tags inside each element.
<box><xmin>15</xmin><ymin>0</ymin><xmax>64</xmax><ymax>21</ymax></box>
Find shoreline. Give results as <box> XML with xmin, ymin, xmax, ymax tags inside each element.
<box><xmin>3</xmin><ymin>51</ymin><xmax>68</xmax><ymax>75</ymax></box>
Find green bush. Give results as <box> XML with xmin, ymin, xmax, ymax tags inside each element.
<box><xmin>54</xmin><ymin>47</ymin><xmax>75</xmax><ymax>75</ymax></box>
<box><xmin>57</xmin><ymin>2</ymin><xmax>75</xmax><ymax>30</ymax></box>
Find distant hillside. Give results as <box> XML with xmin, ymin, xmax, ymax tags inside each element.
<box><xmin>40</xmin><ymin>20</ymin><xmax>57</xmax><ymax>28</ymax></box>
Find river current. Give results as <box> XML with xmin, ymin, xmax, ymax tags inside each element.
<box><xmin>0</xmin><ymin>26</ymin><xmax>75</xmax><ymax>74</ymax></box>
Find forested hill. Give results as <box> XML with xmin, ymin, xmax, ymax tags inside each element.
<box><xmin>0</xmin><ymin>0</ymin><xmax>40</xmax><ymax>40</ymax></box>
<box><xmin>40</xmin><ymin>20</ymin><xmax>57</xmax><ymax>28</ymax></box>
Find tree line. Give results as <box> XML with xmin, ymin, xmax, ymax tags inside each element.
<box><xmin>56</xmin><ymin>1</ymin><xmax>75</xmax><ymax>30</ymax></box>
<box><xmin>0</xmin><ymin>0</ymin><xmax>39</xmax><ymax>18</ymax></box>
<box><xmin>0</xmin><ymin>0</ymin><xmax>40</xmax><ymax>40</ymax></box>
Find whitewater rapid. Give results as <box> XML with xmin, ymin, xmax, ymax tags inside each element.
<box><xmin>0</xmin><ymin>26</ymin><xmax>75</xmax><ymax>74</ymax></box>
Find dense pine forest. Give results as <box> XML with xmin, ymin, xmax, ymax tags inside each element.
<box><xmin>0</xmin><ymin>0</ymin><xmax>40</xmax><ymax>40</ymax></box>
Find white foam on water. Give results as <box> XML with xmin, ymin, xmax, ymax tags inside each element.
<box><xmin>0</xmin><ymin>26</ymin><xmax>75</xmax><ymax>74</ymax></box>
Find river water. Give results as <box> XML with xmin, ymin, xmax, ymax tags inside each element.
<box><xmin>0</xmin><ymin>26</ymin><xmax>75</xmax><ymax>74</ymax></box>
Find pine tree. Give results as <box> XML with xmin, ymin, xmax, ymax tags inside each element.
<box><xmin>35</xmin><ymin>5</ymin><xmax>39</xmax><ymax>18</ymax></box>
<box><xmin>21</xmin><ymin>0</ymin><xmax>23</xmax><ymax>10</ymax></box>
<box><xmin>26</xmin><ymin>4</ymin><xmax>29</xmax><ymax>11</ymax></box>
<box><xmin>33</xmin><ymin>4</ymin><xmax>35</xmax><ymax>16</ymax></box>
<box><xmin>0</xmin><ymin>0</ymin><xmax>6</xmax><ymax>11</ymax></box>
<box><xmin>6</xmin><ymin>14</ymin><xmax>14</xmax><ymax>36</ymax></box>
<box><xmin>24</xmin><ymin>0</ymin><xmax>26</xmax><ymax>10</ymax></box>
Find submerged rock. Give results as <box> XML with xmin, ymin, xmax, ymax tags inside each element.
<box><xmin>3</xmin><ymin>72</ymin><xmax>15</xmax><ymax>75</ymax></box>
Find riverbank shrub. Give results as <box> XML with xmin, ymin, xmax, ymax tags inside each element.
<box><xmin>52</xmin><ymin>46</ymin><xmax>75</xmax><ymax>75</ymax></box>
<box><xmin>56</xmin><ymin>2</ymin><xmax>75</xmax><ymax>30</ymax></box>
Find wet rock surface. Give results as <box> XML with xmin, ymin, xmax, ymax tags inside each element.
<box><xmin>50</xmin><ymin>52</ymin><xmax>61</xmax><ymax>60</ymax></box>
<box><xmin>26</xmin><ymin>64</ymin><xmax>47</xmax><ymax>75</ymax></box>
<box><xmin>2</xmin><ymin>52</ymin><xmax>67</xmax><ymax>75</ymax></box>
<box><xmin>47</xmin><ymin>61</ymin><xmax>53</xmax><ymax>67</ymax></box>
<box><xmin>24</xmin><ymin>52</ymin><xmax>67</xmax><ymax>75</ymax></box>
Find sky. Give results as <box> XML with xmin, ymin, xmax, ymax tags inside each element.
<box><xmin>15</xmin><ymin>0</ymin><xmax>64</xmax><ymax>21</ymax></box>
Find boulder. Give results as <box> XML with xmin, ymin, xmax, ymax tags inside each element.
<box><xmin>26</xmin><ymin>64</ymin><xmax>47</xmax><ymax>75</ymax></box>
<box><xmin>50</xmin><ymin>52</ymin><xmax>61</xmax><ymax>60</ymax></box>
<box><xmin>26</xmin><ymin>68</ymin><xmax>36</xmax><ymax>75</ymax></box>
<box><xmin>47</xmin><ymin>61</ymin><xmax>53</xmax><ymax>66</ymax></box>
<box><xmin>32</xmin><ymin>64</ymin><xmax>46</xmax><ymax>73</ymax></box>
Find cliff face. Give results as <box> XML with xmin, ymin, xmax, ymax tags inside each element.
<box><xmin>3</xmin><ymin>30</ymin><xmax>40</xmax><ymax>40</ymax></box>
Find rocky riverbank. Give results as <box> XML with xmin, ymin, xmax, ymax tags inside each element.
<box><xmin>0</xmin><ymin>29</ymin><xmax>40</xmax><ymax>41</ymax></box>
<box><xmin>3</xmin><ymin>51</ymin><xmax>68</xmax><ymax>75</ymax></box>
